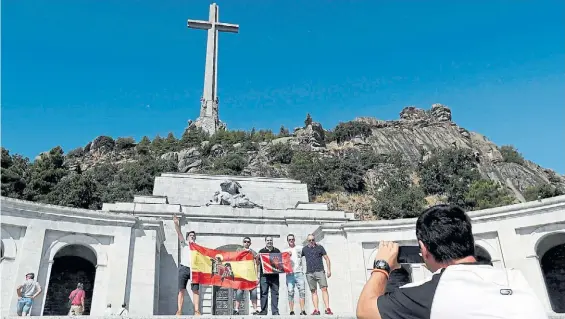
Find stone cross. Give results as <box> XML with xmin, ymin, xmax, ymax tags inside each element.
<box><xmin>187</xmin><ymin>3</ymin><xmax>239</xmax><ymax>135</ymax></box>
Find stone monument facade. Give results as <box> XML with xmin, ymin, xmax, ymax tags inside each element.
<box><xmin>187</xmin><ymin>3</ymin><xmax>239</xmax><ymax>135</ymax></box>
<box><xmin>1</xmin><ymin>172</ymin><xmax>565</xmax><ymax>317</ymax></box>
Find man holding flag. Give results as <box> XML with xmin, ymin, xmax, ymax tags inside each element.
<box><xmin>173</xmin><ymin>215</ymin><xmax>200</xmax><ymax>315</ymax></box>
<box><xmin>257</xmin><ymin>236</ymin><xmax>281</xmax><ymax>315</ymax></box>
<box><xmin>234</xmin><ymin>237</ymin><xmax>260</xmax><ymax>315</ymax></box>
<box><xmin>284</xmin><ymin>234</ymin><xmax>307</xmax><ymax>315</ymax></box>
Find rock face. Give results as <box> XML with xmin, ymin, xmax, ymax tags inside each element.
<box><xmin>294</xmin><ymin>122</ymin><xmax>326</xmax><ymax>148</ymax></box>
<box><xmin>63</xmin><ymin>103</ymin><xmax>565</xmax><ymax>204</ymax></box>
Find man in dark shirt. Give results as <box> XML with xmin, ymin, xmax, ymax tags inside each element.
<box><xmin>301</xmin><ymin>234</ymin><xmax>333</xmax><ymax>315</ymax></box>
<box><xmin>356</xmin><ymin>205</ymin><xmax>547</xmax><ymax>319</ymax></box>
<box><xmin>257</xmin><ymin>236</ymin><xmax>280</xmax><ymax>315</ymax></box>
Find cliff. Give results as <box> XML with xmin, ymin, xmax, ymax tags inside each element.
<box><xmin>2</xmin><ymin>104</ymin><xmax>563</xmax><ymax>219</ymax></box>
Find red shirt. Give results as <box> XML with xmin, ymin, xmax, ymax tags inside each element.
<box><xmin>69</xmin><ymin>289</ymin><xmax>85</xmax><ymax>305</ymax></box>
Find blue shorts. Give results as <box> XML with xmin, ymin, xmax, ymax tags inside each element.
<box><xmin>286</xmin><ymin>272</ymin><xmax>306</xmax><ymax>299</ymax></box>
<box><xmin>17</xmin><ymin>297</ymin><xmax>33</xmax><ymax>315</ymax></box>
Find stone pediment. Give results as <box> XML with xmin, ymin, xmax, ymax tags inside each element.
<box><xmin>152</xmin><ymin>173</ymin><xmax>309</xmax><ymax>209</ymax></box>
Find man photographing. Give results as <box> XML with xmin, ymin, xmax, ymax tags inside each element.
<box><xmin>357</xmin><ymin>204</ymin><xmax>547</xmax><ymax>319</ymax></box>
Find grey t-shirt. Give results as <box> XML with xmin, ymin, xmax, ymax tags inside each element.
<box><xmin>20</xmin><ymin>279</ymin><xmax>40</xmax><ymax>298</ymax></box>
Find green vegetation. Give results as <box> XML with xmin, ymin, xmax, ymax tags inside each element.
<box><xmin>523</xmin><ymin>183</ymin><xmax>564</xmax><ymax>201</ymax></box>
<box><xmin>1</xmin><ymin>124</ymin><xmax>562</xmax><ymax>218</ymax></box>
<box><xmin>500</xmin><ymin>145</ymin><xmax>525</xmax><ymax>165</ymax></box>
<box><xmin>464</xmin><ymin>179</ymin><xmax>514</xmax><ymax>210</ymax></box>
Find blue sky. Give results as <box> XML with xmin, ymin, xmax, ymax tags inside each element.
<box><xmin>2</xmin><ymin>1</ymin><xmax>564</xmax><ymax>173</ymax></box>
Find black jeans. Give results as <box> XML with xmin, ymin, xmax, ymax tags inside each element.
<box><xmin>260</xmin><ymin>275</ymin><xmax>279</xmax><ymax>315</ymax></box>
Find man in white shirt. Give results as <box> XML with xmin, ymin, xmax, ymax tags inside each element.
<box><xmin>174</xmin><ymin>214</ymin><xmax>200</xmax><ymax>315</ymax></box>
<box><xmin>284</xmin><ymin>234</ymin><xmax>307</xmax><ymax>315</ymax></box>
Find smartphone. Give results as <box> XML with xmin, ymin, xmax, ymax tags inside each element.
<box><xmin>397</xmin><ymin>246</ymin><xmax>422</xmax><ymax>264</ymax></box>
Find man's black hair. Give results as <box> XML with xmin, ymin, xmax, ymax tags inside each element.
<box><xmin>287</xmin><ymin>234</ymin><xmax>295</xmax><ymax>240</ymax></box>
<box><xmin>265</xmin><ymin>236</ymin><xmax>273</xmax><ymax>241</ymax></box>
<box><xmin>186</xmin><ymin>230</ymin><xmax>196</xmax><ymax>239</ymax></box>
<box><xmin>415</xmin><ymin>204</ymin><xmax>475</xmax><ymax>263</ymax></box>
<box><xmin>243</xmin><ymin>236</ymin><xmax>251</xmax><ymax>242</ymax></box>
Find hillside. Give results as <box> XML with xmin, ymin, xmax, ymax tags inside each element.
<box><xmin>2</xmin><ymin>104</ymin><xmax>564</xmax><ymax>220</ymax></box>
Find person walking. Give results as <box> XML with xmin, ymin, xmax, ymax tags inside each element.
<box><xmin>68</xmin><ymin>283</ymin><xmax>86</xmax><ymax>315</ymax></box>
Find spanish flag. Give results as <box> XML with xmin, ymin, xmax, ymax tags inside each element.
<box><xmin>190</xmin><ymin>243</ymin><xmax>258</xmax><ymax>290</ymax></box>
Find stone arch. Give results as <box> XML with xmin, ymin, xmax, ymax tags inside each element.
<box><xmin>0</xmin><ymin>226</ymin><xmax>18</xmax><ymax>261</ymax></box>
<box><xmin>43</xmin><ymin>234</ymin><xmax>107</xmax><ymax>266</ymax></box>
<box><xmin>43</xmin><ymin>243</ymin><xmax>98</xmax><ymax>316</ymax></box>
<box><xmin>535</xmin><ymin>232</ymin><xmax>565</xmax><ymax>313</ymax></box>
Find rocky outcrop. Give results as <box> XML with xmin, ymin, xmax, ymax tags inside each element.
<box><xmin>294</xmin><ymin>122</ymin><xmax>326</xmax><ymax>149</ymax></box>
<box><xmin>61</xmin><ymin>103</ymin><xmax>564</xmax><ymax>205</ymax></box>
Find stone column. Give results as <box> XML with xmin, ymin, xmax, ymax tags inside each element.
<box><xmin>523</xmin><ymin>255</ymin><xmax>553</xmax><ymax>311</ymax></box>
<box><xmin>39</xmin><ymin>261</ymin><xmax>54</xmax><ymax>315</ymax></box>
<box><xmin>105</xmin><ymin>229</ymin><xmax>132</xmax><ymax>313</ymax></box>
<box><xmin>11</xmin><ymin>223</ymin><xmax>46</xmax><ymax>316</ymax></box>
<box><xmin>497</xmin><ymin>226</ymin><xmax>552</xmax><ymax>312</ymax></box>
<box><xmin>0</xmin><ymin>236</ymin><xmax>19</xmax><ymax>317</ymax></box>
<box><xmin>90</xmin><ymin>264</ymin><xmax>108</xmax><ymax>315</ymax></box>
<box><xmin>159</xmin><ymin>220</ymin><xmax>183</xmax><ymax>315</ymax></box>
<box><xmin>127</xmin><ymin>220</ymin><xmax>164</xmax><ymax>316</ymax></box>
<box><xmin>316</xmin><ymin>228</ymin><xmax>353</xmax><ymax>315</ymax></box>
<box><xmin>345</xmin><ymin>241</ymin><xmax>366</xmax><ymax>313</ymax></box>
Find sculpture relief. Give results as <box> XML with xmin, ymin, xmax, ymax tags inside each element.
<box><xmin>206</xmin><ymin>180</ymin><xmax>264</xmax><ymax>209</ymax></box>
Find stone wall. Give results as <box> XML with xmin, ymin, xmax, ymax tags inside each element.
<box><xmin>152</xmin><ymin>173</ymin><xmax>309</xmax><ymax>208</ymax></box>
<box><xmin>314</xmin><ymin>195</ymin><xmax>565</xmax><ymax>317</ymax></box>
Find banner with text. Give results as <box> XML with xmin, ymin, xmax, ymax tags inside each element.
<box><xmin>189</xmin><ymin>242</ymin><xmax>258</xmax><ymax>290</ymax></box>
<box><xmin>260</xmin><ymin>252</ymin><xmax>293</xmax><ymax>274</ymax></box>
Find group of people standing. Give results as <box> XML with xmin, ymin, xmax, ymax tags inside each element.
<box><xmin>173</xmin><ymin>215</ymin><xmax>333</xmax><ymax>316</ymax></box>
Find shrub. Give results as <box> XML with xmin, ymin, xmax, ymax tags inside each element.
<box><xmin>371</xmin><ymin>170</ymin><xmax>426</xmax><ymax>219</ymax></box>
<box><xmin>523</xmin><ymin>184</ymin><xmax>564</xmax><ymax>201</ymax></box>
<box><xmin>500</xmin><ymin>145</ymin><xmax>525</xmax><ymax>165</ymax></box>
<box><xmin>464</xmin><ymin>179</ymin><xmax>514</xmax><ymax>210</ymax></box>
<box><xmin>418</xmin><ymin>148</ymin><xmax>481</xmax><ymax>206</ymax></box>
<box><xmin>332</xmin><ymin>121</ymin><xmax>372</xmax><ymax>143</ymax></box>
<box><xmin>115</xmin><ymin>137</ymin><xmax>136</xmax><ymax>151</ymax></box>
<box><xmin>268</xmin><ymin>143</ymin><xmax>294</xmax><ymax>164</ymax></box>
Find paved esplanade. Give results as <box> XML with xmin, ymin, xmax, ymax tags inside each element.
<box><xmin>187</xmin><ymin>3</ymin><xmax>239</xmax><ymax>135</ymax></box>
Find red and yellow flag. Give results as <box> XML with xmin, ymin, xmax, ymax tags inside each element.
<box><xmin>189</xmin><ymin>242</ymin><xmax>258</xmax><ymax>290</ymax></box>
<box><xmin>260</xmin><ymin>252</ymin><xmax>293</xmax><ymax>274</ymax></box>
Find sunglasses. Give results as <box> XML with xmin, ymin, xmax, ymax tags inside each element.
<box><xmin>243</xmin><ymin>240</ymin><xmax>251</xmax><ymax>243</ymax></box>
<box><xmin>288</xmin><ymin>238</ymin><xmax>295</xmax><ymax>241</ymax></box>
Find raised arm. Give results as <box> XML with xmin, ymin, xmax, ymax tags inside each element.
<box><xmin>173</xmin><ymin>214</ymin><xmax>184</xmax><ymax>242</ymax></box>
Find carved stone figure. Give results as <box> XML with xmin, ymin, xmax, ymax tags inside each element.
<box><xmin>206</xmin><ymin>180</ymin><xmax>263</xmax><ymax>209</ymax></box>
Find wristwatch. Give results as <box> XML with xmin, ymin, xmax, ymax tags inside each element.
<box><xmin>373</xmin><ymin>260</ymin><xmax>391</xmax><ymax>275</ymax></box>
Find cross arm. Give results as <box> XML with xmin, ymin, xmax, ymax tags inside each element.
<box><xmin>215</xmin><ymin>22</ymin><xmax>239</xmax><ymax>33</ymax></box>
<box><xmin>187</xmin><ymin>19</ymin><xmax>212</xmax><ymax>30</ymax></box>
